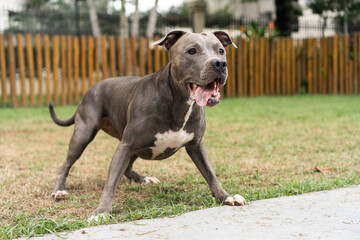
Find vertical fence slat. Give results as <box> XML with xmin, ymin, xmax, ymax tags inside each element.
<box><xmin>16</xmin><ymin>34</ymin><xmax>27</xmax><ymax>106</ymax></box>
<box><xmin>44</xmin><ymin>35</ymin><xmax>52</xmax><ymax>104</ymax></box>
<box><xmin>95</xmin><ymin>37</ymin><xmax>100</xmax><ymax>82</ymax></box>
<box><xmin>254</xmin><ymin>38</ymin><xmax>260</xmax><ymax>96</ymax></box>
<box><xmin>117</xmin><ymin>37</ymin><xmax>123</xmax><ymax>76</ymax></box>
<box><xmin>161</xmin><ymin>44</ymin><xmax>167</xmax><ymax>68</ymax></box>
<box><xmin>0</xmin><ymin>35</ymin><xmax>7</xmax><ymax>104</ymax></box>
<box><xmin>295</xmin><ymin>40</ymin><xmax>301</xmax><ymax>93</ymax></box>
<box><xmin>66</xmin><ymin>36</ymin><xmax>72</xmax><ymax>103</ymax></box>
<box><xmin>276</xmin><ymin>39</ymin><xmax>281</xmax><ymax>94</ymax></box>
<box><xmin>332</xmin><ymin>35</ymin><xmax>338</xmax><ymax>94</ymax></box>
<box><xmin>290</xmin><ymin>38</ymin><xmax>296</xmax><ymax>94</ymax></box>
<box><xmin>313</xmin><ymin>38</ymin><xmax>318</xmax><ymax>93</ymax></box>
<box><xmin>357</xmin><ymin>34</ymin><xmax>360</xmax><ymax>93</ymax></box>
<box><xmin>270</xmin><ymin>39</ymin><xmax>275</xmax><ymax>95</ymax></box>
<box><xmin>73</xmin><ymin>36</ymin><xmax>80</xmax><ymax>102</ymax></box>
<box><xmin>249</xmin><ymin>37</ymin><xmax>254</xmax><ymax>97</ymax></box>
<box><xmin>81</xmin><ymin>36</ymin><xmax>87</xmax><ymax>95</ymax></box>
<box><xmin>109</xmin><ymin>36</ymin><xmax>116</xmax><ymax>77</ymax></box>
<box><xmin>61</xmin><ymin>35</ymin><xmax>67</xmax><ymax>105</ymax></box>
<box><xmin>326</xmin><ymin>37</ymin><xmax>332</xmax><ymax>94</ymax></box>
<box><xmin>281</xmin><ymin>38</ymin><xmax>287</xmax><ymax>94</ymax></box>
<box><xmin>35</xmin><ymin>34</ymin><xmax>43</xmax><ymax>106</ymax></box>
<box><xmin>132</xmin><ymin>37</ymin><xmax>138</xmax><ymax>75</ymax></box>
<box><xmin>339</xmin><ymin>35</ymin><xmax>344</xmax><ymax>94</ymax></box>
<box><xmin>154</xmin><ymin>37</ymin><xmax>160</xmax><ymax>72</ymax></box>
<box><xmin>146</xmin><ymin>37</ymin><xmax>152</xmax><ymax>75</ymax></box>
<box><xmin>307</xmin><ymin>38</ymin><xmax>313</xmax><ymax>94</ymax></box>
<box><xmin>259</xmin><ymin>37</ymin><xmax>265</xmax><ymax>96</ymax></box>
<box><xmin>139</xmin><ymin>37</ymin><xmax>145</xmax><ymax>77</ymax></box>
<box><xmin>264</xmin><ymin>38</ymin><xmax>270</xmax><ymax>95</ymax></box>
<box><xmin>52</xmin><ymin>35</ymin><xmax>60</xmax><ymax>104</ymax></box>
<box><xmin>354</xmin><ymin>33</ymin><xmax>359</xmax><ymax>93</ymax></box>
<box><xmin>102</xmin><ymin>36</ymin><xmax>108</xmax><ymax>79</ymax></box>
<box><xmin>125</xmin><ymin>38</ymin><xmax>132</xmax><ymax>75</ymax></box>
<box><xmin>344</xmin><ymin>34</ymin><xmax>350</xmax><ymax>94</ymax></box>
<box><xmin>319</xmin><ymin>37</ymin><xmax>324</xmax><ymax>94</ymax></box>
<box><xmin>243</xmin><ymin>37</ymin><xmax>248</xmax><ymax>96</ymax></box>
<box><xmin>286</xmin><ymin>38</ymin><xmax>291</xmax><ymax>94</ymax></box>
<box><xmin>323</xmin><ymin>37</ymin><xmax>328</xmax><ymax>94</ymax></box>
<box><xmin>88</xmin><ymin>36</ymin><xmax>94</xmax><ymax>86</ymax></box>
<box><xmin>8</xmin><ymin>35</ymin><xmax>17</xmax><ymax>106</ymax></box>
<box><xmin>237</xmin><ymin>38</ymin><xmax>243</xmax><ymax>96</ymax></box>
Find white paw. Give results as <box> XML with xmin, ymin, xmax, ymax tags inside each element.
<box><xmin>225</xmin><ymin>194</ymin><xmax>247</xmax><ymax>206</ymax></box>
<box><xmin>142</xmin><ymin>177</ymin><xmax>160</xmax><ymax>185</ymax></box>
<box><xmin>88</xmin><ymin>213</ymin><xmax>111</xmax><ymax>224</ymax></box>
<box><xmin>51</xmin><ymin>190</ymin><xmax>68</xmax><ymax>199</ymax></box>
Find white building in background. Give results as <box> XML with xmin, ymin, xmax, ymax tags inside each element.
<box><xmin>207</xmin><ymin>0</ymin><xmax>275</xmax><ymax>20</ymax></box>
<box><xmin>0</xmin><ymin>0</ymin><xmax>26</xmax><ymax>33</ymax></box>
<box><xmin>207</xmin><ymin>0</ymin><xmax>338</xmax><ymax>39</ymax></box>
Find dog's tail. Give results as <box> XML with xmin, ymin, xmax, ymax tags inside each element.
<box><xmin>49</xmin><ymin>102</ymin><xmax>75</xmax><ymax>127</ymax></box>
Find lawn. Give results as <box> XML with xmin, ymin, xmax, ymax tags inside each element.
<box><xmin>1</xmin><ymin>95</ymin><xmax>360</xmax><ymax>239</ymax></box>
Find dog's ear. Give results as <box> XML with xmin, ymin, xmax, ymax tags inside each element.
<box><xmin>153</xmin><ymin>30</ymin><xmax>187</xmax><ymax>51</ymax></box>
<box><xmin>213</xmin><ymin>31</ymin><xmax>237</xmax><ymax>48</ymax></box>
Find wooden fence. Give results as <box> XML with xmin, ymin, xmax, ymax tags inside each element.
<box><xmin>0</xmin><ymin>33</ymin><xmax>360</xmax><ymax>107</ymax></box>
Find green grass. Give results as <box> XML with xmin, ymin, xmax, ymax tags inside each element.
<box><xmin>1</xmin><ymin>95</ymin><xmax>360</xmax><ymax>239</ymax></box>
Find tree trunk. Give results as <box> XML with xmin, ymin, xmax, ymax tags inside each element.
<box><xmin>86</xmin><ymin>0</ymin><xmax>101</xmax><ymax>36</ymax></box>
<box><xmin>131</xmin><ymin>0</ymin><xmax>139</xmax><ymax>37</ymax></box>
<box><xmin>146</xmin><ymin>0</ymin><xmax>159</xmax><ymax>38</ymax></box>
<box><xmin>120</xmin><ymin>0</ymin><xmax>129</xmax><ymax>38</ymax></box>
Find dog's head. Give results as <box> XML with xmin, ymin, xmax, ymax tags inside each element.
<box><xmin>154</xmin><ymin>30</ymin><xmax>236</xmax><ymax>107</ymax></box>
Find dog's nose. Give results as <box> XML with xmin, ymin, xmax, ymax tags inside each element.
<box><xmin>211</xmin><ymin>59</ymin><xmax>227</xmax><ymax>72</ymax></box>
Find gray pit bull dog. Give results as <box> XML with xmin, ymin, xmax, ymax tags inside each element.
<box><xmin>49</xmin><ymin>30</ymin><xmax>246</xmax><ymax>219</ymax></box>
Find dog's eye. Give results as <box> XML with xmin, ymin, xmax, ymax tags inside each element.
<box><xmin>188</xmin><ymin>48</ymin><xmax>196</xmax><ymax>55</ymax></box>
<box><xmin>219</xmin><ymin>49</ymin><xmax>225</xmax><ymax>55</ymax></box>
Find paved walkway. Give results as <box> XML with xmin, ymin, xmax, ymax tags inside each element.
<box><xmin>24</xmin><ymin>186</ymin><xmax>360</xmax><ymax>240</ymax></box>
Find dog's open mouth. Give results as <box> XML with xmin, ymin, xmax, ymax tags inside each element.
<box><xmin>188</xmin><ymin>78</ymin><xmax>222</xmax><ymax>107</ymax></box>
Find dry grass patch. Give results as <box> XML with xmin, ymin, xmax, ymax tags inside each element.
<box><xmin>1</xmin><ymin>95</ymin><xmax>360</xmax><ymax>238</ymax></box>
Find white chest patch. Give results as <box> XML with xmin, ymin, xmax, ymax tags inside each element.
<box><xmin>151</xmin><ymin>101</ymin><xmax>195</xmax><ymax>159</ymax></box>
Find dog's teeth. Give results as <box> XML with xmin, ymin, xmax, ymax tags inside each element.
<box><xmin>192</xmin><ymin>83</ymin><xmax>197</xmax><ymax>89</ymax></box>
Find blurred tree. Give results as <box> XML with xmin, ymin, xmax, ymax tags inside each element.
<box><xmin>131</xmin><ymin>0</ymin><xmax>139</xmax><ymax>37</ymax></box>
<box><xmin>87</xmin><ymin>0</ymin><xmax>101</xmax><ymax>36</ymax></box>
<box><xmin>146</xmin><ymin>0</ymin><xmax>158</xmax><ymax>38</ymax></box>
<box><xmin>275</xmin><ymin>0</ymin><xmax>302</xmax><ymax>36</ymax></box>
<box><xmin>307</xmin><ymin>0</ymin><xmax>360</xmax><ymax>34</ymax></box>
<box><xmin>120</xmin><ymin>0</ymin><xmax>129</xmax><ymax>37</ymax></box>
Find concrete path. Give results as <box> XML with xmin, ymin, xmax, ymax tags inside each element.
<box><xmin>24</xmin><ymin>186</ymin><xmax>360</xmax><ymax>240</ymax></box>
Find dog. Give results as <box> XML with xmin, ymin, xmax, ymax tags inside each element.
<box><xmin>49</xmin><ymin>30</ymin><xmax>246</xmax><ymax>219</ymax></box>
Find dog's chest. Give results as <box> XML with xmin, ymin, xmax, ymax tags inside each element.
<box><xmin>150</xmin><ymin>101</ymin><xmax>195</xmax><ymax>159</ymax></box>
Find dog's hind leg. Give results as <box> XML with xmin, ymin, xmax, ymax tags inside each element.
<box><xmin>124</xmin><ymin>156</ymin><xmax>160</xmax><ymax>184</ymax></box>
<box><xmin>52</xmin><ymin>106</ymin><xmax>102</xmax><ymax>199</ymax></box>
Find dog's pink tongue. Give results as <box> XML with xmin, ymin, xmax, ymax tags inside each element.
<box><xmin>195</xmin><ymin>86</ymin><xmax>213</xmax><ymax>107</ymax></box>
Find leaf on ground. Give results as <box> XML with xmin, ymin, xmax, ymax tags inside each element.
<box><xmin>314</xmin><ymin>166</ymin><xmax>334</xmax><ymax>173</ymax></box>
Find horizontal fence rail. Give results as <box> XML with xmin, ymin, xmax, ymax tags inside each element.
<box><xmin>0</xmin><ymin>33</ymin><xmax>360</xmax><ymax>107</ymax></box>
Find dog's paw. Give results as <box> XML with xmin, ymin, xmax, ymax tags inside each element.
<box><xmin>225</xmin><ymin>194</ymin><xmax>246</xmax><ymax>206</ymax></box>
<box><xmin>142</xmin><ymin>177</ymin><xmax>160</xmax><ymax>185</ymax></box>
<box><xmin>51</xmin><ymin>190</ymin><xmax>68</xmax><ymax>200</ymax></box>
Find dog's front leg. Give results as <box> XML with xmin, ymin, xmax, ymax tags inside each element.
<box><xmin>185</xmin><ymin>141</ymin><xmax>246</xmax><ymax>206</ymax></box>
<box><xmin>90</xmin><ymin>143</ymin><xmax>133</xmax><ymax>219</ymax></box>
